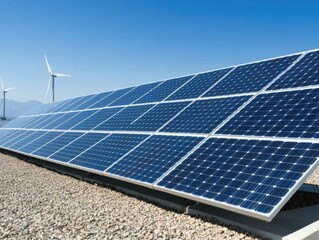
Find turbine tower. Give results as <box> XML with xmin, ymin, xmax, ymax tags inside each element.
<box><xmin>45</xmin><ymin>55</ymin><xmax>71</xmax><ymax>102</ymax></box>
<box><xmin>1</xmin><ymin>76</ymin><xmax>14</xmax><ymax>120</ymax></box>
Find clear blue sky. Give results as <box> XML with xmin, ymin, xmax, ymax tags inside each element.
<box><xmin>0</xmin><ymin>0</ymin><xmax>319</xmax><ymax>102</ymax></box>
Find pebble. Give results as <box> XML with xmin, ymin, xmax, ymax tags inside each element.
<box><xmin>1</xmin><ymin>153</ymin><xmax>318</xmax><ymax>239</ymax></box>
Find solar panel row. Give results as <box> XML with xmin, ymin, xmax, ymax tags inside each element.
<box><xmin>1</xmin><ymin>49</ymin><xmax>319</xmax><ymax>222</ymax></box>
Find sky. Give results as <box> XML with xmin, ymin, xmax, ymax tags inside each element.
<box><xmin>0</xmin><ymin>0</ymin><xmax>319</xmax><ymax>103</ymax></box>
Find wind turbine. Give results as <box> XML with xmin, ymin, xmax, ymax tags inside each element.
<box><xmin>44</xmin><ymin>55</ymin><xmax>71</xmax><ymax>102</ymax></box>
<box><xmin>1</xmin><ymin>76</ymin><xmax>14</xmax><ymax>120</ymax></box>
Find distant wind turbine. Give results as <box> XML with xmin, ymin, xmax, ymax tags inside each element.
<box><xmin>1</xmin><ymin>76</ymin><xmax>14</xmax><ymax>120</ymax></box>
<box><xmin>44</xmin><ymin>55</ymin><xmax>71</xmax><ymax>102</ymax></box>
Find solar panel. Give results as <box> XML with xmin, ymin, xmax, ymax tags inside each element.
<box><xmin>1</xmin><ymin>49</ymin><xmax>319</xmax><ymax>222</ymax></box>
<box><xmin>69</xmin><ymin>134</ymin><xmax>148</xmax><ymax>171</ymax></box>
<box><xmin>167</xmin><ymin>68</ymin><xmax>232</xmax><ymax>100</ymax></box>
<box><xmin>18</xmin><ymin>131</ymin><xmax>63</xmax><ymax>154</ymax></box>
<box><xmin>32</xmin><ymin>132</ymin><xmax>84</xmax><ymax>158</ymax></box>
<box><xmin>161</xmin><ymin>97</ymin><xmax>249</xmax><ymax>133</ymax></box>
<box><xmin>50</xmin><ymin>133</ymin><xmax>108</xmax><ymax>163</ymax></box>
<box><xmin>109</xmin><ymin>82</ymin><xmax>161</xmax><ymax>106</ymax></box>
<box><xmin>203</xmin><ymin>55</ymin><xmax>300</xmax><ymax>97</ymax></box>
<box><xmin>156</xmin><ymin>137</ymin><xmax>319</xmax><ymax>219</ymax></box>
<box><xmin>134</xmin><ymin>75</ymin><xmax>194</xmax><ymax>103</ymax></box>
<box><xmin>107</xmin><ymin>135</ymin><xmax>203</xmax><ymax>183</ymax></box>
<box><xmin>72</xmin><ymin>108</ymin><xmax>122</xmax><ymax>130</ymax></box>
<box><xmin>218</xmin><ymin>88</ymin><xmax>319</xmax><ymax>138</ymax></box>
<box><xmin>268</xmin><ymin>51</ymin><xmax>319</xmax><ymax>90</ymax></box>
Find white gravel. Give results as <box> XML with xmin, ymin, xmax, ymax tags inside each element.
<box><xmin>1</xmin><ymin>153</ymin><xmax>318</xmax><ymax>239</ymax></box>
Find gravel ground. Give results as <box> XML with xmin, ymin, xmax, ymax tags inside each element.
<box><xmin>0</xmin><ymin>153</ymin><xmax>318</xmax><ymax>239</ymax></box>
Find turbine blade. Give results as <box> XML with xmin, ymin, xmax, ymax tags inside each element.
<box><xmin>0</xmin><ymin>76</ymin><xmax>3</xmax><ymax>91</ymax></box>
<box><xmin>5</xmin><ymin>88</ymin><xmax>14</xmax><ymax>92</ymax></box>
<box><xmin>55</xmin><ymin>73</ymin><xmax>71</xmax><ymax>77</ymax></box>
<box><xmin>44</xmin><ymin>54</ymin><xmax>53</xmax><ymax>74</ymax></box>
<box><xmin>46</xmin><ymin>78</ymin><xmax>52</xmax><ymax>99</ymax></box>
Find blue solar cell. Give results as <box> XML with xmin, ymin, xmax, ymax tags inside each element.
<box><xmin>10</xmin><ymin>131</ymin><xmax>48</xmax><ymax>151</ymax></box>
<box><xmin>70</xmin><ymin>134</ymin><xmax>148</xmax><ymax>171</ymax></box>
<box><xmin>88</xmin><ymin>87</ymin><xmax>134</xmax><ymax>109</ymax></box>
<box><xmin>32</xmin><ymin>132</ymin><xmax>84</xmax><ymax>158</ymax></box>
<box><xmin>168</xmin><ymin>69</ymin><xmax>232</xmax><ymax>100</ymax></box>
<box><xmin>94</xmin><ymin>105</ymin><xmax>153</xmax><ymax>131</ymax></box>
<box><xmin>203</xmin><ymin>55</ymin><xmax>300</xmax><ymax>97</ymax></box>
<box><xmin>110</xmin><ymin>82</ymin><xmax>161</xmax><ymax>106</ymax></box>
<box><xmin>161</xmin><ymin>96</ymin><xmax>249</xmax><ymax>134</ymax></box>
<box><xmin>72</xmin><ymin>107</ymin><xmax>122</xmax><ymax>130</ymax></box>
<box><xmin>31</xmin><ymin>114</ymin><xmax>60</xmax><ymax>129</ymax></box>
<box><xmin>0</xmin><ymin>130</ymin><xmax>24</xmax><ymax>146</ymax></box>
<box><xmin>71</xmin><ymin>92</ymin><xmax>113</xmax><ymax>111</ymax></box>
<box><xmin>134</xmin><ymin>75</ymin><xmax>194</xmax><ymax>104</ymax></box>
<box><xmin>269</xmin><ymin>50</ymin><xmax>319</xmax><ymax>90</ymax></box>
<box><xmin>127</xmin><ymin>101</ymin><xmax>190</xmax><ymax>131</ymax></box>
<box><xmin>1</xmin><ymin>130</ymin><xmax>29</xmax><ymax>148</ymax></box>
<box><xmin>107</xmin><ymin>135</ymin><xmax>202</xmax><ymax>183</ymax></box>
<box><xmin>50</xmin><ymin>133</ymin><xmax>108</xmax><ymax>162</ymax></box>
<box><xmin>50</xmin><ymin>98</ymin><xmax>82</xmax><ymax>113</ymax></box>
<box><xmin>19</xmin><ymin>131</ymin><xmax>62</xmax><ymax>154</ymax></box>
<box><xmin>20</xmin><ymin>116</ymin><xmax>48</xmax><ymax>129</ymax></box>
<box><xmin>59</xmin><ymin>94</ymin><xmax>96</xmax><ymax>112</ymax></box>
<box><xmin>218</xmin><ymin>88</ymin><xmax>319</xmax><ymax>138</ymax></box>
<box><xmin>157</xmin><ymin>137</ymin><xmax>319</xmax><ymax>214</ymax></box>
<box><xmin>54</xmin><ymin>110</ymin><xmax>97</xmax><ymax>130</ymax></box>
<box><xmin>5</xmin><ymin>131</ymin><xmax>36</xmax><ymax>149</ymax></box>
<box><xmin>1</xmin><ymin>117</ymin><xmax>31</xmax><ymax>128</ymax></box>
<box><xmin>42</xmin><ymin>112</ymin><xmax>79</xmax><ymax>129</ymax></box>
<box><xmin>0</xmin><ymin>129</ymin><xmax>11</xmax><ymax>140</ymax></box>
<box><xmin>59</xmin><ymin>94</ymin><xmax>97</xmax><ymax>112</ymax></box>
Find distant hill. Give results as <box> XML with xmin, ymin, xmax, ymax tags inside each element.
<box><xmin>0</xmin><ymin>99</ymin><xmax>43</xmax><ymax>120</ymax></box>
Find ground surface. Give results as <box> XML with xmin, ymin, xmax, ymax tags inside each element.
<box><xmin>0</xmin><ymin>153</ymin><xmax>318</xmax><ymax>239</ymax></box>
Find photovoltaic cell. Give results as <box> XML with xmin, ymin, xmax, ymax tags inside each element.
<box><xmin>32</xmin><ymin>114</ymin><xmax>61</xmax><ymax>129</ymax></box>
<box><xmin>54</xmin><ymin>110</ymin><xmax>98</xmax><ymax>130</ymax></box>
<box><xmin>107</xmin><ymin>135</ymin><xmax>203</xmax><ymax>183</ymax></box>
<box><xmin>50</xmin><ymin>133</ymin><xmax>108</xmax><ymax>162</ymax></box>
<box><xmin>168</xmin><ymin>68</ymin><xmax>232</xmax><ymax>100</ymax></box>
<box><xmin>127</xmin><ymin>101</ymin><xmax>190</xmax><ymax>132</ymax></box>
<box><xmin>14</xmin><ymin>131</ymin><xmax>48</xmax><ymax>153</ymax></box>
<box><xmin>157</xmin><ymin>137</ymin><xmax>319</xmax><ymax>215</ymax></box>
<box><xmin>94</xmin><ymin>105</ymin><xmax>154</xmax><ymax>131</ymax></box>
<box><xmin>50</xmin><ymin>97</ymin><xmax>83</xmax><ymax>113</ymax></box>
<box><xmin>18</xmin><ymin>131</ymin><xmax>62</xmax><ymax>154</ymax></box>
<box><xmin>71</xmin><ymin>91</ymin><xmax>113</xmax><ymax>111</ymax></box>
<box><xmin>42</xmin><ymin>112</ymin><xmax>79</xmax><ymax>129</ymax></box>
<box><xmin>72</xmin><ymin>107</ymin><xmax>122</xmax><ymax>130</ymax></box>
<box><xmin>161</xmin><ymin>96</ymin><xmax>249</xmax><ymax>134</ymax></box>
<box><xmin>70</xmin><ymin>134</ymin><xmax>148</xmax><ymax>171</ymax></box>
<box><xmin>58</xmin><ymin>95</ymin><xmax>96</xmax><ymax>112</ymax></box>
<box><xmin>88</xmin><ymin>87</ymin><xmax>134</xmax><ymax>109</ymax></box>
<box><xmin>109</xmin><ymin>82</ymin><xmax>161</xmax><ymax>106</ymax></box>
<box><xmin>218</xmin><ymin>88</ymin><xmax>319</xmax><ymax>138</ymax></box>
<box><xmin>268</xmin><ymin>50</ymin><xmax>319</xmax><ymax>90</ymax></box>
<box><xmin>0</xmin><ymin>130</ymin><xmax>28</xmax><ymax>147</ymax></box>
<box><xmin>134</xmin><ymin>75</ymin><xmax>194</xmax><ymax>104</ymax></box>
<box><xmin>5</xmin><ymin>130</ymin><xmax>36</xmax><ymax>149</ymax></box>
<box><xmin>32</xmin><ymin>132</ymin><xmax>84</xmax><ymax>158</ymax></box>
<box><xmin>204</xmin><ymin>55</ymin><xmax>300</xmax><ymax>97</ymax></box>
<box><xmin>10</xmin><ymin>131</ymin><xmax>48</xmax><ymax>151</ymax></box>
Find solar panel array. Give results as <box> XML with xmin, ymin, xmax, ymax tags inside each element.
<box><xmin>1</xmin><ymin>49</ymin><xmax>319</xmax><ymax>221</ymax></box>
